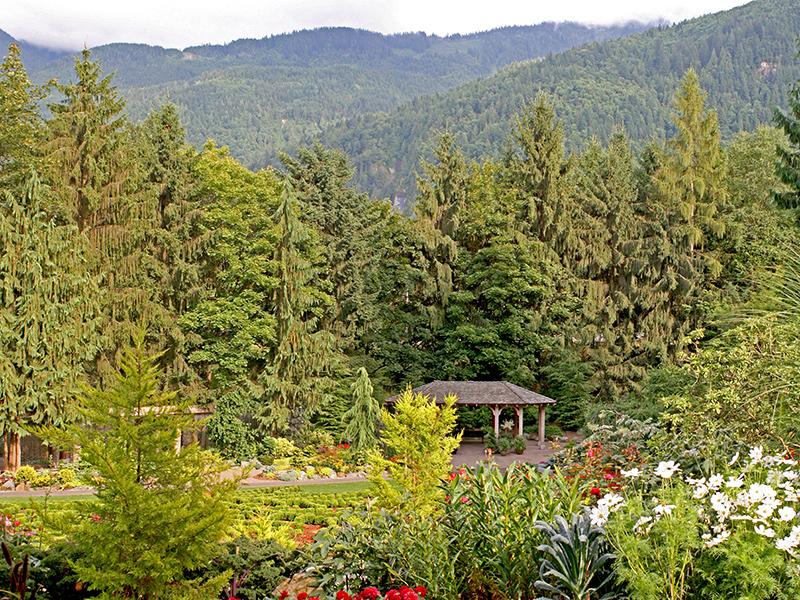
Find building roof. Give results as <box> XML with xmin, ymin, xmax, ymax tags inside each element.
<box><xmin>385</xmin><ymin>381</ymin><xmax>556</xmax><ymax>406</ymax></box>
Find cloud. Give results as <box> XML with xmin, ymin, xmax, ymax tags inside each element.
<box><xmin>2</xmin><ymin>0</ymin><xmax>748</xmax><ymax>51</ymax></box>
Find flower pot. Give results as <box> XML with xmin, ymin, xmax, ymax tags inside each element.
<box><xmin>515</xmin><ymin>449</ymin><xmax>525</xmax><ymax>454</ymax></box>
<box><xmin>499</xmin><ymin>449</ymin><xmax>511</xmax><ymax>456</ymax></box>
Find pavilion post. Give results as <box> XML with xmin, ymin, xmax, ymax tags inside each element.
<box><xmin>490</xmin><ymin>406</ymin><xmax>502</xmax><ymax>436</ymax></box>
<box><xmin>538</xmin><ymin>405</ymin><xmax>546</xmax><ymax>449</ymax></box>
<box><xmin>515</xmin><ymin>406</ymin><xmax>524</xmax><ymax>437</ymax></box>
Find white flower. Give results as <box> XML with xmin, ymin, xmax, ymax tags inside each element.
<box><xmin>728</xmin><ymin>451</ymin><xmax>740</xmax><ymax>466</ymax></box>
<box><xmin>784</xmin><ymin>470</ymin><xmax>799</xmax><ymax>481</ymax></box>
<box><xmin>621</xmin><ymin>467</ymin><xmax>642</xmax><ymax>478</ymax></box>
<box><xmin>653</xmin><ymin>503</ymin><xmax>677</xmax><ymax>516</ymax></box>
<box><xmin>711</xmin><ymin>492</ymin><xmax>733</xmax><ymax>518</ymax></box>
<box><xmin>726</xmin><ymin>476</ymin><xmax>744</xmax><ymax>489</ymax></box>
<box><xmin>704</xmin><ymin>529</ymin><xmax>731</xmax><ymax>548</ymax></box>
<box><xmin>749</xmin><ymin>446</ymin><xmax>764</xmax><ymax>463</ymax></box>
<box><xmin>755</xmin><ymin>524</ymin><xmax>776</xmax><ymax>538</ymax></box>
<box><xmin>634</xmin><ymin>515</ymin><xmax>653</xmax><ymax>532</ymax></box>
<box><xmin>654</xmin><ymin>461</ymin><xmax>681</xmax><ymax>479</ymax></box>
<box><xmin>708</xmin><ymin>473</ymin><xmax>724</xmax><ymax>491</ymax></box>
<box><xmin>690</xmin><ymin>477</ymin><xmax>709</xmax><ymax>499</ymax></box>
<box><xmin>598</xmin><ymin>492</ymin><xmax>625</xmax><ymax>512</ymax></box>
<box><xmin>778</xmin><ymin>506</ymin><xmax>796</xmax><ymax>522</ymax></box>
<box><xmin>756</xmin><ymin>498</ymin><xmax>782</xmax><ymax>520</ymax></box>
<box><xmin>590</xmin><ymin>504</ymin><xmax>610</xmax><ymax>527</ymax></box>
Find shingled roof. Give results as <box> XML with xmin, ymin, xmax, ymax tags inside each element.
<box><xmin>385</xmin><ymin>380</ymin><xmax>555</xmax><ymax>406</ymax></box>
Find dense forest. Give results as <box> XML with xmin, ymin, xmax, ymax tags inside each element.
<box><xmin>5</xmin><ymin>0</ymin><xmax>800</xmax><ymax>208</ymax></box>
<box><xmin>319</xmin><ymin>0</ymin><xmax>800</xmax><ymax>204</ymax></box>
<box><xmin>2</xmin><ymin>0</ymin><xmax>800</xmax><ymax>467</ymax></box>
<box><xmin>3</xmin><ymin>20</ymin><xmax>647</xmax><ymax>184</ymax></box>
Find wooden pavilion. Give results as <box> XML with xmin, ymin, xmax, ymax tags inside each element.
<box><xmin>385</xmin><ymin>381</ymin><xmax>556</xmax><ymax>449</ymax></box>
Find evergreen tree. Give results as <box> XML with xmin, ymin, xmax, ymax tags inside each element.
<box><xmin>573</xmin><ymin>133</ymin><xmax>645</xmax><ymax>399</ymax></box>
<box><xmin>258</xmin><ymin>182</ymin><xmax>339</xmax><ymax>434</ymax></box>
<box><xmin>414</xmin><ymin>132</ymin><xmax>470</xmax><ymax>326</ymax></box>
<box><xmin>774</xmin><ymin>42</ymin><xmax>800</xmax><ymax>209</ymax></box>
<box><xmin>0</xmin><ymin>44</ymin><xmax>46</xmax><ymax>189</ymax></box>
<box><xmin>44</xmin><ymin>49</ymin><xmax>145</xmax><ymax>381</ymax></box>
<box><xmin>341</xmin><ymin>367</ymin><xmax>381</xmax><ymax>451</ymax></box>
<box><xmin>502</xmin><ymin>95</ymin><xmax>576</xmax><ymax>258</ymax></box>
<box><xmin>657</xmin><ymin>68</ymin><xmax>727</xmax><ymax>257</ymax></box>
<box><xmin>367</xmin><ymin>388</ymin><xmax>461</xmax><ymax>516</ymax></box>
<box><xmin>136</xmin><ymin>103</ymin><xmax>206</xmax><ymax>396</ymax></box>
<box><xmin>0</xmin><ymin>175</ymin><xmax>101</xmax><ymax>470</ymax></box>
<box><xmin>37</xmin><ymin>337</ymin><xmax>237</xmax><ymax>599</ymax></box>
<box><xmin>281</xmin><ymin>143</ymin><xmax>383</xmax><ymax>346</ymax></box>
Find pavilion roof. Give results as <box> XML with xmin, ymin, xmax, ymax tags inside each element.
<box><xmin>385</xmin><ymin>380</ymin><xmax>555</xmax><ymax>406</ymax></box>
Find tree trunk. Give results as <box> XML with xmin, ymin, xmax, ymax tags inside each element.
<box><xmin>7</xmin><ymin>432</ymin><xmax>21</xmax><ymax>472</ymax></box>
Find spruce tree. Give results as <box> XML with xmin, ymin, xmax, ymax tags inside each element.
<box><xmin>503</xmin><ymin>95</ymin><xmax>577</xmax><ymax>259</ymax></box>
<box><xmin>0</xmin><ymin>44</ymin><xmax>46</xmax><ymax>189</ymax></box>
<box><xmin>414</xmin><ymin>132</ymin><xmax>469</xmax><ymax>326</ymax></box>
<box><xmin>341</xmin><ymin>367</ymin><xmax>381</xmax><ymax>451</ymax></box>
<box><xmin>258</xmin><ymin>182</ymin><xmax>339</xmax><ymax>434</ymax></box>
<box><xmin>774</xmin><ymin>44</ymin><xmax>800</xmax><ymax>209</ymax></box>
<box><xmin>281</xmin><ymin>143</ymin><xmax>383</xmax><ymax>346</ymax></box>
<box><xmin>136</xmin><ymin>103</ymin><xmax>206</xmax><ymax>396</ymax></box>
<box><xmin>37</xmin><ymin>337</ymin><xmax>237</xmax><ymax>599</ymax></box>
<box><xmin>0</xmin><ymin>175</ymin><xmax>101</xmax><ymax>470</ymax></box>
<box><xmin>573</xmin><ymin>133</ymin><xmax>645</xmax><ymax>399</ymax></box>
<box><xmin>44</xmin><ymin>49</ymin><xmax>145</xmax><ymax>381</ymax></box>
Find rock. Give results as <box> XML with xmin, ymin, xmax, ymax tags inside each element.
<box><xmin>15</xmin><ymin>483</ymin><xmax>27</xmax><ymax>492</ymax></box>
<box><xmin>1</xmin><ymin>480</ymin><xmax>14</xmax><ymax>491</ymax></box>
<box><xmin>274</xmin><ymin>574</ymin><xmax>319</xmax><ymax>599</ymax></box>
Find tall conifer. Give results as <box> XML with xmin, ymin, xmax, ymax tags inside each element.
<box><xmin>258</xmin><ymin>183</ymin><xmax>339</xmax><ymax>434</ymax></box>
<box><xmin>0</xmin><ymin>176</ymin><xmax>101</xmax><ymax>470</ymax></box>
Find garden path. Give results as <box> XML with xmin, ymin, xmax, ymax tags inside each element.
<box><xmin>1</xmin><ymin>438</ymin><xmax>570</xmax><ymax>497</ymax></box>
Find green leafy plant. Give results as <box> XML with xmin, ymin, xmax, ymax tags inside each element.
<box><xmin>534</xmin><ymin>509</ymin><xmax>618</xmax><ymax>600</ymax></box>
<box><xmin>367</xmin><ymin>388</ymin><xmax>461</xmax><ymax>516</ymax></box>
<box><xmin>36</xmin><ymin>337</ymin><xmax>239</xmax><ymax>600</ymax></box>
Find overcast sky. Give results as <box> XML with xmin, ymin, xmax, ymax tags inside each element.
<box><xmin>4</xmin><ymin>0</ymin><xmax>751</xmax><ymax>51</ymax></box>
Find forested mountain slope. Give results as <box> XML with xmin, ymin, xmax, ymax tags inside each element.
<box><xmin>14</xmin><ymin>22</ymin><xmax>646</xmax><ymax>173</ymax></box>
<box><xmin>316</xmin><ymin>0</ymin><xmax>800</xmax><ymax>205</ymax></box>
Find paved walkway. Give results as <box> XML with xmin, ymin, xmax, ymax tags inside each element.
<box><xmin>0</xmin><ymin>439</ymin><xmax>564</xmax><ymax>499</ymax></box>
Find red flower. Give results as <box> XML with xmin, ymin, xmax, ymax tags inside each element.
<box><xmin>360</xmin><ymin>587</ymin><xmax>380</xmax><ymax>600</ymax></box>
<box><xmin>337</xmin><ymin>591</ymin><xmax>351</xmax><ymax>600</ymax></box>
<box><xmin>298</xmin><ymin>593</ymin><xmax>309</xmax><ymax>600</ymax></box>
<box><xmin>414</xmin><ymin>587</ymin><xmax>427</xmax><ymax>597</ymax></box>
<box><xmin>385</xmin><ymin>590</ymin><xmax>400</xmax><ymax>600</ymax></box>
<box><xmin>12</xmin><ymin>521</ymin><xmax>20</xmax><ymax>526</ymax></box>
<box><xmin>280</xmin><ymin>591</ymin><xmax>289</xmax><ymax>600</ymax></box>
<box><xmin>590</xmin><ymin>487</ymin><xmax>601</xmax><ymax>495</ymax></box>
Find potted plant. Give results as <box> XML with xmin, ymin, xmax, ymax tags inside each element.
<box><xmin>513</xmin><ymin>435</ymin><xmax>527</xmax><ymax>454</ymax></box>
<box><xmin>484</xmin><ymin>431</ymin><xmax>499</xmax><ymax>454</ymax></box>
<box><xmin>497</xmin><ymin>434</ymin><xmax>512</xmax><ymax>456</ymax></box>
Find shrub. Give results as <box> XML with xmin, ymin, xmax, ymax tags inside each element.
<box><xmin>278</xmin><ymin>470</ymin><xmax>298</xmax><ymax>482</ymax></box>
<box><xmin>35</xmin><ymin>339</ymin><xmax>238</xmax><ymax>600</ymax></box>
<box><xmin>274</xmin><ymin>438</ymin><xmax>298</xmax><ymax>459</ymax></box>
<box><xmin>13</xmin><ymin>466</ymin><xmax>36</xmax><ymax>484</ymax></box>
<box><xmin>368</xmin><ymin>388</ymin><xmax>461</xmax><ymax>516</ymax></box>
<box><xmin>57</xmin><ymin>468</ymin><xmax>76</xmax><ymax>486</ymax></box>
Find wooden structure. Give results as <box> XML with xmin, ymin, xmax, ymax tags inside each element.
<box><xmin>386</xmin><ymin>381</ymin><xmax>556</xmax><ymax>449</ymax></box>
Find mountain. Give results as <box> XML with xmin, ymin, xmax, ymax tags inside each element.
<box><xmin>0</xmin><ymin>28</ymin><xmax>69</xmax><ymax>72</ymax></box>
<box><xmin>16</xmin><ymin>22</ymin><xmax>649</xmax><ymax>171</ymax></box>
<box><xmin>315</xmin><ymin>0</ymin><xmax>800</xmax><ymax>204</ymax></box>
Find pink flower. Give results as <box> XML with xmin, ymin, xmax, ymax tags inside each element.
<box><xmin>604</xmin><ymin>474</ymin><xmax>613</xmax><ymax>480</ymax></box>
<box><xmin>461</xmin><ymin>497</ymin><xmax>468</xmax><ymax>503</ymax></box>
<box><xmin>91</xmin><ymin>514</ymin><xmax>101</xmax><ymax>521</ymax></box>
<box><xmin>587</xmin><ymin>450</ymin><xmax>595</xmax><ymax>458</ymax></box>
